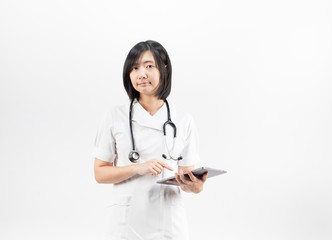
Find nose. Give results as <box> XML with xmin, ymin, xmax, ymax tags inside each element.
<box><xmin>138</xmin><ymin>67</ymin><xmax>147</xmax><ymax>79</ymax></box>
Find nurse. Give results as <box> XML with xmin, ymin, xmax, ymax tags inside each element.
<box><xmin>93</xmin><ymin>40</ymin><xmax>208</xmax><ymax>240</ymax></box>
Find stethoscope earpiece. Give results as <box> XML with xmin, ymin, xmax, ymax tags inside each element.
<box><xmin>162</xmin><ymin>154</ymin><xmax>183</xmax><ymax>161</ymax></box>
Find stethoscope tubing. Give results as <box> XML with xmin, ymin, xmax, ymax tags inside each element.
<box><xmin>129</xmin><ymin>99</ymin><xmax>136</xmax><ymax>151</ymax></box>
<box><xmin>128</xmin><ymin>99</ymin><xmax>182</xmax><ymax>162</ymax></box>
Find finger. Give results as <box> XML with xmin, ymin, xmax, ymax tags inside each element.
<box><xmin>202</xmin><ymin>172</ymin><xmax>208</xmax><ymax>182</ymax></box>
<box><xmin>152</xmin><ymin>166</ymin><xmax>162</xmax><ymax>175</ymax></box>
<box><xmin>159</xmin><ymin>161</ymin><xmax>174</xmax><ymax>171</ymax></box>
<box><xmin>179</xmin><ymin>170</ymin><xmax>191</xmax><ymax>184</ymax></box>
<box><xmin>180</xmin><ymin>185</ymin><xmax>188</xmax><ymax>192</ymax></box>
<box><xmin>151</xmin><ymin>169</ymin><xmax>158</xmax><ymax>176</ymax></box>
<box><xmin>187</xmin><ymin>171</ymin><xmax>198</xmax><ymax>182</ymax></box>
<box><xmin>155</xmin><ymin>161</ymin><xmax>166</xmax><ymax>172</ymax></box>
<box><xmin>152</xmin><ymin>163</ymin><xmax>163</xmax><ymax>173</ymax></box>
<box><xmin>175</xmin><ymin>173</ymin><xmax>184</xmax><ymax>184</ymax></box>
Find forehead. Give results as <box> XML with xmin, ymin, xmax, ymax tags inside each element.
<box><xmin>135</xmin><ymin>51</ymin><xmax>156</xmax><ymax>65</ymax></box>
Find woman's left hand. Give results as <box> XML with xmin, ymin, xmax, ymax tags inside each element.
<box><xmin>168</xmin><ymin>169</ymin><xmax>208</xmax><ymax>193</ymax></box>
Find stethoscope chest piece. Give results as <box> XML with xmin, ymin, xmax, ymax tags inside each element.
<box><xmin>129</xmin><ymin>151</ymin><xmax>140</xmax><ymax>163</ymax></box>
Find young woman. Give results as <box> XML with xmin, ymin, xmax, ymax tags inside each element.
<box><xmin>93</xmin><ymin>40</ymin><xmax>207</xmax><ymax>240</ymax></box>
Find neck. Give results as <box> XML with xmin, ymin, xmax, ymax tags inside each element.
<box><xmin>138</xmin><ymin>95</ymin><xmax>164</xmax><ymax>116</ymax></box>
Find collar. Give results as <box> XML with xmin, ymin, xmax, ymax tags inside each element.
<box><xmin>131</xmin><ymin>99</ymin><xmax>169</xmax><ymax>131</ymax></box>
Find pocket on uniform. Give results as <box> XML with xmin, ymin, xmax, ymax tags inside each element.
<box><xmin>106</xmin><ymin>195</ymin><xmax>132</xmax><ymax>239</ymax></box>
<box><xmin>108</xmin><ymin>195</ymin><xmax>132</xmax><ymax>206</ymax></box>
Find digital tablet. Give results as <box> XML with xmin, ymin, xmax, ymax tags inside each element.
<box><xmin>156</xmin><ymin>167</ymin><xmax>227</xmax><ymax>185</ymax></box>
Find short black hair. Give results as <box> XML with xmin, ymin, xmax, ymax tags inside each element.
<box><xmin>123</xmin><ymin>40</ymin><xmax>172</xmax><ymax>101</ymax></box>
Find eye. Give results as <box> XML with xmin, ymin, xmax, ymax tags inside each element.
<box><xmin>147</xmin><ymin>65</ymin><xmax>154</xmax><ymax>69</ymax></box>
<box><xmin>132</xmin><ymin>66</ymin><xmax>138</xmax><ymax>70</ymax></box>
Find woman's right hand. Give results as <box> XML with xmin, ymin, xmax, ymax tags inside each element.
<box><xmin>135</xmin><ymin>159</ymin><xmax>174</xmax><ymax>176</ymax></box>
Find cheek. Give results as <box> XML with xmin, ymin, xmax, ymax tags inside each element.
<box><xmin>152</xmin><ymin>72</ymin><xmax>161</xmax><ymax>85</ymax></box>
<box><xmin>129</xmin><ymin>73</ymin><xmax>136</xmax><ymax>86</ymax></box>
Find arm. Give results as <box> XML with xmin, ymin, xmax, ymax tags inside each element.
<box><xmin>94</xmin><ymin>158</ymin><xmax>136</xmax><ymax>184</ymax></box>
<box><xmin>94</xmin><ymin>158</ymin><xmax>174</xmax><ymax>184</ymax></box>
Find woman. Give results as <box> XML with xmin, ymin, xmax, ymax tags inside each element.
<box><xmin>93</xmin><ymin>40</ymin><xmax>207</xmax><ymax>240</ymax></box>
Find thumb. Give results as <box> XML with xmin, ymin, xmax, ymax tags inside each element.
<box><xmin>202</xmin><ymin>172</ymin><xmax>208</xmax><ymax>182</ymax></box>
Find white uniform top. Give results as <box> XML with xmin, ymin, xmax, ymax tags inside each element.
<box><xmin>93</xmin><ymin>99</ymin><xmax>200</xmax><ymax>240</ymax></box>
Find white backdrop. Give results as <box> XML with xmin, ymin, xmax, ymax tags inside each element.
<box><xmin>1</xmin><ymin>0</ymin><xmax>331</xmax><ymax>239</ymax></box>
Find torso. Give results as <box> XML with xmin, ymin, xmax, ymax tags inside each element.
<box><xmin>105</xmin><ymin>100</ymin><xmax>195</xmax><ymax>239</ymax></box>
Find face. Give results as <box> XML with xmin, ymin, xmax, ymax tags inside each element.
<box><xmin>130</xmin><ymin>51</ymin><xmax>160</xmax><ymax>98</ymax></box>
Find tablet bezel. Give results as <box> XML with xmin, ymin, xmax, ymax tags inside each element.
<box><xmin>156</xmin><ymin>167</ymin><xmax>227</xmax><ymax>185</ymax></box>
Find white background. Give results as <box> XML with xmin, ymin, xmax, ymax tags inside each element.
<box><xmin>1</xmin><ymin>0</ymin><xmax>331</xmax><ymax>239</ymax></box>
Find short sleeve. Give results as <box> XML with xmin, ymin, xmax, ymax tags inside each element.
<box><xmin>92</xmin><ymin>111</ymin><xmax>117</xmax><ymax>163</ymax></box>
<box><xmin>178</xmin><ymin>115</ymin><xmax>201</xmax><ymax>167</ymax></box>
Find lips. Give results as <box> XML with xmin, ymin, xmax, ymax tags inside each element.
<box><xmin>138</xmin><ymin>82</ymin><xmax>151</xmax><ymax>86</ymax></box>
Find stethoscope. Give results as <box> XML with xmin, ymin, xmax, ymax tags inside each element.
<box><xmin>128</xmin><ymin>99</ymin><xmax>183</xmax><ymax>163</ymax></box>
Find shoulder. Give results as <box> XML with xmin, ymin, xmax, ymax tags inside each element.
<box><xmin>104</xmin><ymin>101</ymin><xmax>130</xmax><ymax>119</ymax></box>
<box><xmin>168</xmin><ymin>101</ymin><xmax>199</xmax><ymax>143</ymax></box>
<box><xmin>111</xmin><ymin>102</ymin><xmax>130</xmax><ymax>117</ymax></box>
<box><xmin>99</xmin><ymin>101</ymin><xmax>130</xmax><ymax>127</ymax></box>
<box><xmin>169</xmin><ymin>101</ymin><xmax>195</xmax><ymax>128</ymax></box>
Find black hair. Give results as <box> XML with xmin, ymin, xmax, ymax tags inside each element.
<box><xmin>123</xmin><ymin>40</ymin><xmax>172</xmax><ymax>101</ymax></box>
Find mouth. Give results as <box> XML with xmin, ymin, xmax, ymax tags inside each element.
<box><xmin>138</xmin><ymin>82</ymin><xmax>151</xmax><ymax>86</ymax></box>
